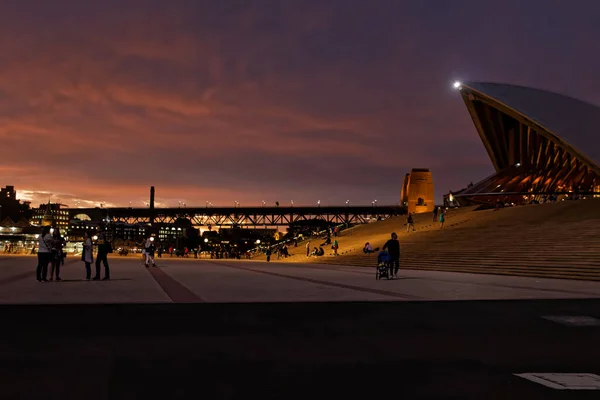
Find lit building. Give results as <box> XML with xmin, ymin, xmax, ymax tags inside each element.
<box><xmin>452</xmin><ymin>81</ymin><xmax>600</xmax><ymax>204</ymax></box>
<box><xmin>31</xmin><ymin>202</ymin><xmax>69</xmax><ymax>230</ymax></box>
<box><xmin>0</xmin><ymin>185</ymin><xmax>17</xmax><ymax>201</ymax></box>
<box><xmin>157</xmin><ymin>224</ymin><xmax>185</xmax><ymax>244</ymax></box>
<box><xmin>0</xmin><ymin>185</ymin><xmax>32</xmax><ymax>222</ymax></box>
<box><xmin>400</xmin><ymin>169</ymin><xmax>435</xmax><ymax>214</ymax></box>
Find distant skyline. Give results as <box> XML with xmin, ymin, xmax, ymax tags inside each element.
<box><xmin>1</xmin><ymin>1</ymin><xmax>600</xmax><ymax>208</ymax></box>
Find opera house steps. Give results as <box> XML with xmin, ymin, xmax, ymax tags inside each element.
<box><xmin>282</xmin><ymin>199</ymin><xmax>600</xmax><ymax>281</ymax></box>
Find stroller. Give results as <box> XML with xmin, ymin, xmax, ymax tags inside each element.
<box><xmin>376</xmin><ymin>250</ymin><xmax>392</xmax><ymax>280</ymax></box>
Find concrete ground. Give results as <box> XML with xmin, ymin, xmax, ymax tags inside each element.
<box><xmin>1</xmin><ymin>254</ymin><xmax>600</xmax><ymax>303</ymax></box>
<box><xmin>2</xmin><ymin>255</ymin><xmax>600</xmax><ymax>398</ymax></box>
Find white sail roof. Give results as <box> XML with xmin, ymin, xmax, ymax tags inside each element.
<box><xmin>464</xmin><ymin>82</ymin><xmax>600</xmax><ymax>166</ymax></box>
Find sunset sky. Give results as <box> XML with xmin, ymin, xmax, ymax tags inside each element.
<box><xmin>1</xmin><ymin>0</ymin><xmax>599</xmax><ymax>208</ymax></box>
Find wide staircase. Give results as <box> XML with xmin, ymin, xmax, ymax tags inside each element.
<box><xmin>279</xmin><ymin>206</ymin><xmax>478</xmax><ymax>260</ymax></box>
<box><xmin>282</xmin><ymin>199</ymin><xmax>600</xmax><ymax>281</ymax></box>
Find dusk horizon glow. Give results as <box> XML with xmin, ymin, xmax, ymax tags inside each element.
<box><xmin>2</xmin><ymin>0</ymin><xmax>600</xmax><ymax>208</ymax></box>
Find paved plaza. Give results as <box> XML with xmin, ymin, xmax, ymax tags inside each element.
<box><xmin>1</xmin><ymin>254</ymin><xmax>600</xmax><ymax>303</ymax></box>
<box><xmin>2</xmin><ymin>254</ymin><xmax>600</xmax><ymax>398</ymax></box>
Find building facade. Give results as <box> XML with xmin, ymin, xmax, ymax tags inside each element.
<box><xmin>32</xmin><ymin>203</ymin><xmax>69</xmax><ymax>231</ymax></box>
<box><xmin>0</xmin><ymin>186</ymin><xmax>31</xmax><ymax>222</ymax></box>
<box><xmin>400</xmin><ymin>168</ymin><xmax>435</xmax><ymax>214</ymax></box>
<box><xmin>453</xmin><ymin>81</ymin><xmax>600</xmax><ymax>204</ymax></box>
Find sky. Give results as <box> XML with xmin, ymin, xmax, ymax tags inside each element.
<box><xmin>1</xmin><ymin>0</ymin><xmax>600</xmax><ymax>208</ymax></box>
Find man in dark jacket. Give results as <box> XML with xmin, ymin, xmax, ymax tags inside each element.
<box><xmin>93</xmin><ymin>223</ymin><xmax>111</xmax><ymax>280</ymax></box>
<box><xmin>382</xmin><ymin>232</ymin><xmax>400</xmax><ymax>277</ymax></box>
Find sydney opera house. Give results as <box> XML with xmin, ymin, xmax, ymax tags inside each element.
<box><xmin>450</xmin><ymin>81</ymin><xmax>600</xmax><ymax>205</ymax></box>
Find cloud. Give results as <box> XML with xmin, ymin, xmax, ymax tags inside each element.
<box><xmin>1</xmin><ymin>0</ymin><xmax>600</xmax><ymax>208</ymax></box>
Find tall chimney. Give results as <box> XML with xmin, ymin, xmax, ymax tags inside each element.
<box><xmin>150</xmin><ymin>186</ymin><xmax>155</xmax><ymax>224</ymax></box>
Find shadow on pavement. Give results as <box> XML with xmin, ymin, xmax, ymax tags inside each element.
<box><xmin>0</xmin><ymin>299</ymin><xmax>599</xmax><ymax>399</ymax></box>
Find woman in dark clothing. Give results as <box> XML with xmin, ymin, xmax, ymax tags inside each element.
<box><xmin>49</xmin><ymin>228</ymin><xmax>65</xmax><ymax>281</ymax></box>
<box><xmin>82</xmin><ymin>230</ymin><xmax>94</xmax><ymax>280</ymax></box>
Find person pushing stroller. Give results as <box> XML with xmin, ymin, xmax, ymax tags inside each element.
<box><xmin>382</xmin><ymin>232</ymin><xmax>400</xmax><ymax>278</ymax></box>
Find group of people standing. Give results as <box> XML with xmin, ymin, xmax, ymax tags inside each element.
<box><xmin>35</xmin><ymin>224</ymin><xmax>111</xmax><ymax>282</ymax></box>
<box><xmin>34</xmin><ymin>226</ymin><xmax>66</xmax><ymax>282</ymax></box>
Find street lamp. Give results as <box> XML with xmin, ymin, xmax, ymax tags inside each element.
<box><xmin>262</xmin><ymin>200</ymin><xmax>266</xmax><ymax>207</ymax></box>
<box><xmin>204</xmin><ymin>238</ymin><xmax>209</xmax><ymax>243</ymax></box>
<box><xmin>255</xmin><ymin>239</ymin><xmax>261</xmax><ymax>245</ymax></box>
<box><xmin>178</xmin><ymin>201</ymin><xmax>181</xmax><ymax>208</ymax></box>
<box><xmin>92</xmin><ymin>235</ymin><xmax>98</xmax><ymax>241</ymax></box>
<box><xmin>346</xmin><ymin>200</ymin><xmax>350</xmax><ymax>207</ymax></box>
<box><xmin>205</xmin><ymin>201</ymin><xmax>208</xmax><ymax>208</ymax></box>
<box><xmin>317</xmin><ymin>200</ymin><xmax>320</xmax><ymax>207</ymax></box>
<box><xmin>182</xmin><ymin>202</ymin><xmax>186</xmax><ymax>207</ymax></box>
<box><xmin>291</xmin><ymin>200</ymin><xmax>294</xmax><ymax>207</ymax></box>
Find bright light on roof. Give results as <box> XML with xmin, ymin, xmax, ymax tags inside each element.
<box><xmin>453</xmin><ymin>81</ymin><xmax>462</xmax><ymax>89</ymax></box>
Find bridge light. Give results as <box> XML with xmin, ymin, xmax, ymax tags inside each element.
<box><xmin>255</xmin><ymin>239</ymin><xmax>261</xmax><ymax>244</ymax></box>
<box><xmin>204</xmin><ymin>238</ymin><xmax>209</xmax><ymax>243</ymax></box>
<box><xmin>453</xmin><ymin>81</ymin><xmax>462</xmax><ymax>89</ymax></box>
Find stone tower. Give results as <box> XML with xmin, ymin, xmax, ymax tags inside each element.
<box><xmin>400</xmin><ymin>168</ymin><xmax>434</xmax><ymax>214</ymax></box>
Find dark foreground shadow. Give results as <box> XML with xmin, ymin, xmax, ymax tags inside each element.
<box><xmin>50</xmin><ymin>278</ymin><xmax>133</xmax><ymax>283</ymax></box>
<box><xmin>0</xmin><ymin>299</ymin><xmax>599</xmax><ymax>399</ymax></box>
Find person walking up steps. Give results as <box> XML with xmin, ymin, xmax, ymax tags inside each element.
<box><xmin>332</xmin><ymin>239</ymin><xmax>339</xmax><ymax>255</ymax></box>
<box><xmin>382</xmin><ymin>232</ymin><xmax>400</xmax><ymax>278</ymax></box>
<box><xmin>406</xmin><ymin>213</ymin><xmax>415</xmax><ymax>233</ymax></box>
<box><xmin>306</xmin><ymin>240</ymin><xmax>311</xmax><ymax>257</ymax></box>
<box><xmin>439</xmin><ymin>210</ymin><xmax>445</xmax><ymax>229</ymax></box>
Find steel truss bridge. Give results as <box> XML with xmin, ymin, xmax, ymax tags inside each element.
<box><xmin>69</xmin><ymin>206</ymin><xmax>406</xmax><ymax>227</ymax></box>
